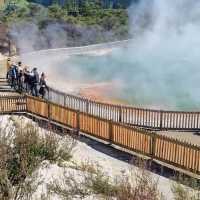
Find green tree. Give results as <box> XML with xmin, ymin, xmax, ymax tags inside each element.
<box><xmin>80</xmin><ymin>0</ymin><xmax>100</xmax><ymax>16</ymax></box>
<box><xmin>64</xmin><ymin>0</ymin><xmax>79</xmax><ymax>16</ymax></box>
<box><xmin>48</xmin><ymin>4</ymin><xmax>66</xmax><ymax>19</ymax></box>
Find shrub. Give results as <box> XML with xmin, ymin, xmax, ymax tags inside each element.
<box><xmin>171</xmin><ymin>176</ymin><xmax>200</xmax><ymax>200</ymax></box>
<box><xmin>0</xmin><ymin>116</ymin><xmax>76</xmax><ymax>200</ymax></box>
<box><xmin>0</xmin><ymin>170</ymin><xmax>12</xmax><ymax>200</ymax></box>
<box><xmin>48</xmin><ymin>159</ymin><xmax>163</xmax><ymax>200</ymax></box>
<box><xmin>7</xmin><ymin>123</ymin><xmax>41</xmax><ymax>184</ymax></box>
<box><xmin>83</xmin><ymin>163</ymin><xmax>117</xmax><ymax>197</ymax></box>
<box><xmin>48</xmin><ymin>4</ymin><xmax>66</xmax><ymax>19</ymax></box>
<box><xmin>115</xmin><ymin>168</ymin><xmax>161</xmax><ymax>200</ymax></box>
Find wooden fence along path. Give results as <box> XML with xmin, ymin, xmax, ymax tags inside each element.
<box><xmin>48</xmin><ymin>87</ymin><xmax>200</xmax><ymax>131</ymax></box>
<box><xmin>0</xmin><ymin>94</ymin><xmax>199</xmax><ymax>176</ymax></box>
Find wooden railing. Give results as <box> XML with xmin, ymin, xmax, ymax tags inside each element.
<box><xmin>1</xmin><ymin>95</ymin><xmax>200</xmax><ymax>175</ymax></box>
<box><xmin>0</xmin><ymin>95</ymin><xmax>26</xmax><ymax>113</ymax></box>
<box><xmin>47</xmin><ymin>87</ymin><xmax>200</xmax><ymax>131</ymax></box>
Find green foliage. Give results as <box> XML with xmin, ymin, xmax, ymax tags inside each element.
<box><xmin>0</xmin><ymin>1</ymin><xmax>31</xmax><ymax>24</ymax></box>
<box><xmin>0</xmin><ymin>0</ymin><xmax>129</xmax><ymax>44</ymax></box>
<box><xmin>0</xmin><ymin>117</ymin><xmax>75</xmax><ymax>199</ymax></box>
<box><xmin>0</xmin><ymin>170</ymin><xmax>12</xmax><ymax>200</ymax></box>
<box><xmin>28</xmin><ymin>3</ymin><xmax>47</xmax><ymax>19</ymax></box>
<box><xmin>84</xmin><ymin>164</ymin><xmax>117</xmax><ymax>196</ymax></box>
<box><xmin>80</xmin><ymin>0</ymin><xmax>101</xmax><ymax>16</ymax></box>
<box><xmin>171</xmin><ymin>176</ymin><xmax>200</xmax><ymax>200</ymax></box>
<box><xmin>7</xmin><ymin>123</ymin><xmax>46</xmax><ymax>184</ymax></box>
<box><xmin>48</xmin><ymin>4</ymin><xmax>67</xmax><ymax>19</ymax></box>
<box><xmin>49</xmin><ymin>160</ymin><xmax>163</xmax><ymax>200</ymax></box>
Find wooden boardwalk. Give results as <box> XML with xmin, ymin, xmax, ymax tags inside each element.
<box><xmin>0</xmin><ymin>94</ymin><xmax>199</xmax><ymax>177</ymax></box>
<box><xmin>1</xmin><ymin>57</ymin><xmax>200</xmax><ymax>177</ymax></box>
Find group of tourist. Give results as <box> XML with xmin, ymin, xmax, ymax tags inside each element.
<box><xmin>7</xmin><ymin>60</ymin><xmax>49</xmax><ymax>98</ymax></box>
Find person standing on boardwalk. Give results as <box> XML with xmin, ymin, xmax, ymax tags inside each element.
<box><xmin>39</xmin><ymin>72</ymin><xmax>48</xmax><ymax>98</ymax></box>
<box><xmin>6</xmin><ymin>58</ymin><xmax>11</xmax><ymax>72</ymax></box>
<box><xmin>17</xmin><ymin>62</ymin><xmax>22</xmax><ymax>87</ymax></box>
<box><xmin>23</xmin><ymin>67</ymin><xmax>30</xmax><ymax>92</ymax></box>
<box><xmin>6</xmin><ymin>58</ymin><xmax>11</xmax><ymax>79</ymax></box>
<box><xmin>31</xmin><ymin>68</ymin><xmax>39</xmax><ymax>96</ymax></box>
<box><xmin>10</xmin><ymin>64</ymin><xmax>18</xmax><ymax>89</ymax></box>
<box><xmin>17</xmin><ymin>68</ymin><xmax>23</xmax><ymax>92</ymax></box>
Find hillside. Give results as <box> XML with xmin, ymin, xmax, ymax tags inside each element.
<box><xmin>0</xmin><ymin>0</ymin><xmax>129</xmax><ymax>53</ymax></box>
<box><xmin>31</xmin><ymin>0</ymin><xmax>134</xmax><ymax>8</ymax></box>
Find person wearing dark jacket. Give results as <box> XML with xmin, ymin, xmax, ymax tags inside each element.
<box><xmin>39</xmin><ymin>73</ymin><xmax>48</xmax><ymax>98</ymax></box>
<box><xmin>9</xmin><ymin>64</ymin><xmax>18</xmax><ymax>89</ymax></box>
<box><xmin>7</xmin><ymin>64</ymin><xmax>13</xmax><ymax>85</ymax></box>
<box><xmin>17</xmin><ymin>69</ymin><xmax>23</xmax><ymax>92</ymax></box>
<box><xmin>23</xmin><ymin>67</ymin><xmax>31</xmax><ymax>92</ymax></box>
<box><xmin>17</xmin><ymin>61</ymin><xmax>22</xmax><ymax>88</ymax></box>
<box><xmin>31</xmin><ymin>68</ymin><xmax>39</xmax><ymax>96</ymax></box>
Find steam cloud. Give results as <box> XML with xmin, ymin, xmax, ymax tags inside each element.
<box><xmin>15</xmin><ymin>0</ymin><xmax>200</xmax><ymax>110</ymax></box>
<box><xmin>124</xmin><ymin>0</ymin><xmax>200</xmax><ymax>110</ymax></box>
<box><xmin>10</xmin><ymin>21</ymin><xmax>115</xmax><ymax>53</ymax></box>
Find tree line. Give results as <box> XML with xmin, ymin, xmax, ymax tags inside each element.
<box><xmin>28</xmin><ymin>0</ymin><xmax>134</xmax><ymax>9</ymax></box>
<box><xmin>0</xmin><ymin>0</ymin><xmax>130</xmax><ymax>50</ymax></box>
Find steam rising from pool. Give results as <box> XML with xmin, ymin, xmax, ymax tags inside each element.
<box><xmin>20</xmin><ymin>0</ymin><xmax>200</xmax><ymax>110</ymax></box>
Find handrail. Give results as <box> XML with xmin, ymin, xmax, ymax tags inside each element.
<box><xmin>0</xmin><ymin>94</ymin><xmax>199</xmax><ymax>176</ymax></box>
<box><xmin>47</xmin><ymin>86</ymin><xmax>200</xmax><ymax>131</ymax></box>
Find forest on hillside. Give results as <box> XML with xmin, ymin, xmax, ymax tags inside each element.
<box><xmin>29</xmin><ymin>0</ymin><xmax>134</xmax><ymax>9</ymax></box>
<box><xmin>0</xmin><ymin>0</ymin><xmax>130</xmax><ymax>53</ymax></box>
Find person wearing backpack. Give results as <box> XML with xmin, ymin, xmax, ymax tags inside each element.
<box><xmin>39</xmin><ymin>72</ymin><xmax>49</xmax><ymax>98</ymax></box>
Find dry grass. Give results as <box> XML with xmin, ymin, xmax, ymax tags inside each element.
<box><xmin>0</xmin><ymin>116</ymin><xmax>76</xmax><ymax>200</ymax></box>
<box><xmin>48</xmin><ymin>159</ymin><xmax>164</xmax><ymax>200</ymax></box>
<box><xmin>171</xmin><ymin>175</ymin><xmax>200</xmax><ymax>200</ymax></box>
<box><xmin>115</xmin><ymin>169</ymin><xmax>163</xmax><ymax>200</ymax></box>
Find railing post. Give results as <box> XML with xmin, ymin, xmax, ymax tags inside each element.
<box><xmin>86</xmin><ymin>99</ymin><xmax>89</xmax><ymax>113</ymax></box>
<box><xmin>76</xmin><ymin>110</ymin><xmax>80</xmax><ymax>135</ymax></box>
<box><xmin>109</xmin><ymin>120</ymin><xmax>113</xmax><ymax>144</ymax></box>
<box><xmin>148</xmin><ymin>134</ymin><xmax>156</xmax><ymax>169</ymax></box>
<box><xmin>64</xmin><ymin>94</ymin><xmax>66</xmax><ymax>107</ymax></box>
<box><xmin>150</xmin><ymin>133</ymin><xmax>156</xmax><ymax>158</ymax></box>
<box><xmin>119</xmin><ymin>106</ymin><xmax>122</xmax><ymax>122</ymax></box>
<box><xmin>48</xmin><ymin>102</ymin><xmax>51</xmax><ymax>120</ymax></box>
<box><xmin>47</xmin><ymin>98</ymin><xmax>51</xmax><ymax>129</ymax></box>
<box><xmin>160</xmin><ymin>110</ymin><xmax>163</xmax><ymax>130</ymax></box>
<box><xmin>24</xmin><ymin>95</ymin><xmax>27</xmax><ymax>112</ymax></box>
